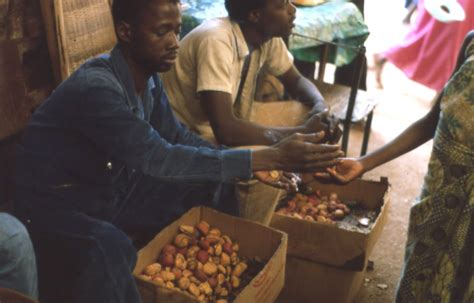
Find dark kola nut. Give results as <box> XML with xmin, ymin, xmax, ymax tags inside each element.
<box><xmin>196</xmin><ymin>221</ymin><xmax>210</xmax><ymax>236</ymax></box>
<box><xmin>176</xmin><ymin>247</ymin><xmax>188</xmax><ymax>256</ymax></box>
<box><xmin>208</xmin><ymin>277</ymin><xmax>218</xmax><ymax>288</ymax></box>
<box><xmin>196</xmin><ymin>250</ymin><xmax>209</xmax><ymax>263</ymax></box>
<box><xmin>159</xmin><ymin>252</ymin><xmax>174</xmax><ymax>267</ymax></box>
<box><xmin>194</xmin><ymin>269</ymin><xmax>208</xmax><ymax>282</ymax></box>
<box><xmin>174</xmin><ymin>234</ymin><xmax>190</xmax><ymax>248</ymax></box>
<box><xmin>222</xmin><ymin>242</ymin><xmax>233</xmax><ymax>255</ymax></box>
<box><xmin>162</xmin><ymin>244</ymin><xmax>177</xmax><ymax>256</ymax></box>
<box><xmin>198</xmin><ymin>239</ymin><xmax>210</xmax><ymax>250</ymax></box>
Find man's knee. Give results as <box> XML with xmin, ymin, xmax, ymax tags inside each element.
<box><xmin>0</xmin><ymin>213</ymin><xmax>38</xmax><ymax>298</ymax></box>
<box><xmin>93</xmin><ymin>222</ymin><xmax>137</xmax><ymax>270</ymax></box>
<box><xmin>0</xmin><ymin>212</ymin><xmax>36</xmax><ymax>269</ymax></box>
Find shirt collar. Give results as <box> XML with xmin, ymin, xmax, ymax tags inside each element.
<box><xmin>110</xmin><ymin>45</ymin><xmax>138</xmax><ymax>106</ymax></box>
<box><xmin>109</xmin><ymin>45</ymin><xmax>156</xmax><ymax>120</ymax></box>
<box><xmin>228</xmin><ymin>18</ymin><xmax>250</xmax><ymax>59</ymax></box>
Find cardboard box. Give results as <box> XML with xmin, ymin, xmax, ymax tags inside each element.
<box><xmin>276</xmin><ymin>256</ymin><xmax>366</xmax><ymax>303</ymax></box>
<box><xmin>133</xmin><ymin>206</ymin><xmax>288</xmax><ymax>303</ymax></box>
<box><xmin>270</xmin><ymin>177</ymin><xmax>390</xmax><ymax>271</ymax></box>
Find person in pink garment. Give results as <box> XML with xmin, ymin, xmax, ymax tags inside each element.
<box><xmin>374</xmin><ymin>0</ymin><xmax>473</xmax><ymax>91</ymax></box>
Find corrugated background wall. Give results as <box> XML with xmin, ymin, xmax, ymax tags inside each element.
<box><xmin>0</xmin><ymin>0</ymin><xmax>53</xmax><ymax>209</ymax></box>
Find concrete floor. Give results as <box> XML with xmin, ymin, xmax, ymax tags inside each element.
<box><xmin>345</xmin><ymin>1</ymin><xmax>437</xmax><ymax>302</ymax></box>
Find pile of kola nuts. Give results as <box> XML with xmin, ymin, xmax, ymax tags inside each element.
<box><xmin>138</xmin><ymin>221</ymin><xmax>251</xmax><ymax>303</ymax></box>
<box><xmin>276</xmin><ymin>191</ymin><xmax>351</xmax><ymax>224</ymax></box>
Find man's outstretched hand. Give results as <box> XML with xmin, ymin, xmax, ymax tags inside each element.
<box><xmin>254</xmin><ymin>171</ymin><xmax>301</xmax><ymax>192</ymax></box>
<box><xmin>304</xmin><ymin>110</ymin><xmax>342</xmax><ymax>144</ymax></box>
<box><xmin>314</xmin><ymin>158</ymin><xmax>365</xmax><ymax>183</ymax></box>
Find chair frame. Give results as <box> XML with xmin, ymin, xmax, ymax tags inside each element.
<box><xmin>291</xmin><ymin>33</ymin><xmax>373</xmax><ymax>156</ymax></box>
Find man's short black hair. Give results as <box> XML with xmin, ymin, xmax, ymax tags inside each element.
<box><xmin>225</xmin><ymin>0</ymin><xmax>267</xmax><ymax>23</ymax></box>
<box><xmin>112</xmin><ymin>0</ymin><xmax>180</xmax><ymax>24</ymax></box>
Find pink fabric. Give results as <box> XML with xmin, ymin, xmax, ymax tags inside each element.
<box><xmin>383</xmin><ymin>0</ymin><xmax>474</xmax><ymax>91</ymax></box>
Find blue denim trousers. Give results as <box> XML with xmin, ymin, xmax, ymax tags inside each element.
<box><xmin>0</xmin><ymin>213</ymin><xmax>38</xmax><ymax>299</ymax></box>
<box><xmin>18</xmin><ymin>177</ymin><xmax>235</xmax><ymax>303</ymax></box>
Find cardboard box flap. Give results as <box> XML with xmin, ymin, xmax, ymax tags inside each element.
<box><xmin>134</xmin><ymin>206</ymin><xmax>288</xmax><ymax>303</ymax></box>
<box><xmin>308</xmin><ymin>178</ymin><xmax>389</xmax><ymax>210</ymax></box>
<box><xmin>279</xmin><ymin>256</ymin><xmax>366</xmax><ymax>303</ymax></box>
<box><xmin>270</xmin><ymin>177</ymin><xmax>390</xmax><ymax>270</ymax></box>
<box><xmin>236</xmin><ymin>230</ymin><xmax>288</xmax><ymax>303</ymax></box>
<box><xmin>272</xmin><ymin>214</ymin><xmax>368</xmax><ymax>267</ymax></box>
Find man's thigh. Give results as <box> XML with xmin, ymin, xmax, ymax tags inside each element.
<box><xmin>27</xmin><ymin>211</ymin><xmax>137</xmax><ymax>303</ymax></box>
<box><xmin>113</xmin><ymin>177</ymin><xmax>235</xmax><ymax>246</ymax></box>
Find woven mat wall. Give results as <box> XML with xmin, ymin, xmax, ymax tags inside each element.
<box><xmin>55</xmin><ymin>0</ymin><xmax>116</xmax><ymax>79</ymax></box>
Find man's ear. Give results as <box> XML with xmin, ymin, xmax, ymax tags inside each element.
<box><xmin>116</xmin><ymin>21</ymin><xmax>133</xmax><ymax>43</ymax></box>
<box><xmin>248</xmin><ymin>10</ymin><xmax>261</xmax><ymax>24</ymax></box>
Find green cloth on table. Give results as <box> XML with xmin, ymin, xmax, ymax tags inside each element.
<box><xmin>181</xmin><ymin>0</ymin><xmax>369</xmax><ymax>66</ymax></box>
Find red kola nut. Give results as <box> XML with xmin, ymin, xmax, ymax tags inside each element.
<box><xmin>162</xmin><ymin>244</ymin><xmax>177</xmax><ymax>256</ymax></box>
<box><xmin>194</xmin><ymin>269</ymin><xmax>208</xmax><ymax>282</ymax></box>
<box><xmin>159</xmin><ymin>253</ymin><xmax>174</xmax><ymax>268</ymax></box>
<box><xmin>196</xmin><ymin>221</ymin><xmax>210</xmax><ymax>236</ymax></box>
<box><xmin>176</xmin><ymin>247</ymin><xmax>188</xmax><ymax>256</ymax></box>
<box><xmin>196</xmin><ymin>250</ymin><xmax>209</xmax><ymax>263</ymax></box>
<box><xmin>198</xmin><ymin>239</ymin><xmax>210</xmax><ymax>250</ymax></box>
<box><xmin>222</xmin><ymin>242</ymin><xmax>233</xmax><ymax>255</ymax></box>
<box><xmin>208</xmin><ymin>277</ymin><xmax>218</xmax><ymax>288</ymax></box>
<box><xmin>173</xmin><ymin>234</ymin><xmax>190</xmax><ymax>248</ymax></box>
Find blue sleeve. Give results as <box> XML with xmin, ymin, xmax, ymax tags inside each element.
<box><xmin>149</xmin><ymin>78</ymin><xmax>219</xmax><ymax>149</ymax></box>
<box><xmin>76</xmin><ymin>77</ymin><xmax>252</xmax><ymax>183</ymax></box>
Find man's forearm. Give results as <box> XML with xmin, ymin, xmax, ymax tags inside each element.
<box><xmin>213</xmin><ymin>117</ymin><xmax>308</xmax><ymax>146</ymax></box>
<box><xmin>295</xmin><ymin>77</ymin><xmax>328</xmax><ymax>112</ymax></box>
